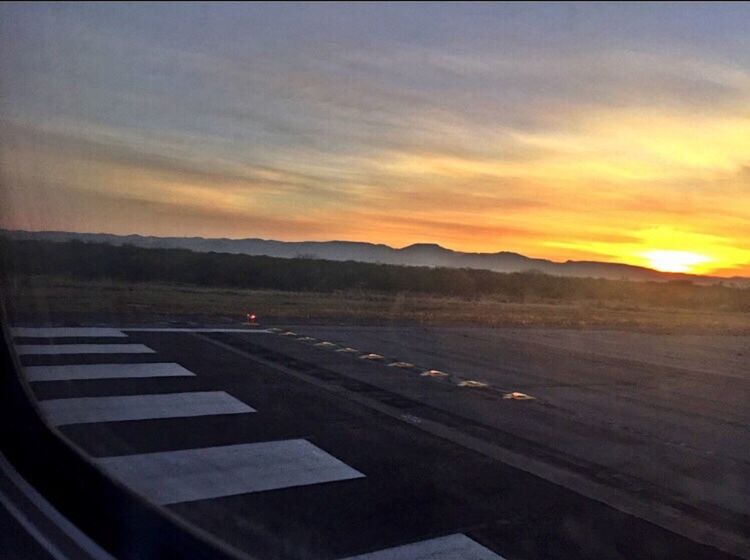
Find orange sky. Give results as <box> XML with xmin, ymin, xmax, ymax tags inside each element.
<box><xmin>2</xmin><ymin>4</ymin><xmax>750</xmax><ymax>276</ymax></box>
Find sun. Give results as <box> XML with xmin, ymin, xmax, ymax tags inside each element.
<box><xmin>641</xmin><ymin>250</ymin><xmax>711</xmax><ymax>273</ymax></box>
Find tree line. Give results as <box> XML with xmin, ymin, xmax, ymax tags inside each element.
<box><xmin>1</xmin><ymin>237</ymin><xmax>748</xmax><ymax>311</ymax></box>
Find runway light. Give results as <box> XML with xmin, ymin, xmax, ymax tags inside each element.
<box><xmin>246</xmin><ymin>313</ymin><xmax>257</xmax><ymax>324</ymax></box>
<box><xmin>388</xmin><ymin>361</ymin><xmax>415</xmax><ymax>368</ymax></box>
<box><xmin>458</xmin><ymin>380</ymin><xmax>488</xmax><ymax>388</ymax></box>
<box><xmin>420</xmin><ymin>369</ymin><xmax>449</xmax><ymax>377</ymax></box>
<box><xmin>502</xmin><ymin>391</ymin><xmax>535</xmax><ymax>400</ymax></box>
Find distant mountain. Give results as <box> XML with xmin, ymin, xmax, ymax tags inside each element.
<box><xmin>3</xmin><ymin>229</ymin><xmax>748</xmax><ymax>287</ymax></box>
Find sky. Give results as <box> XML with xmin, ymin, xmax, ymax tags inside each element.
<box><xmin>1</xmin><ymin>2</ymin><xmax>750</xmax><ymax>276</ymax></box>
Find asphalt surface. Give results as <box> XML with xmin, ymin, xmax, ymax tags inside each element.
<box><xmin>11</xmin><ymin>325</ymin><xmax>750</xmax><ymax>559</ymax></box>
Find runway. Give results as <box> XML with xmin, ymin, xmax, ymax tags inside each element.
<box><xmin>8</xmin><ymin>324</ymin><xmax>748</xmax><ymax>559</ymax></box>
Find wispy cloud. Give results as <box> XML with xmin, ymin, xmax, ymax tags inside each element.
<box><xmin>2</xmin><ymin>3</ymin><xmax>750</xmax><ymax>274</ymax></box>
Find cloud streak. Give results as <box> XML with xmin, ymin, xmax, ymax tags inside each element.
<box><xmin>1</xmin><ymin>3</ymin><xmax>750</xmax><ymax>274</ymax></box>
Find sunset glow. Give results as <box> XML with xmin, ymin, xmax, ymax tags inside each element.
<box><xmin>641</xmin><ymin>250</ymin><xmax>711</xmax><ymax>274</ymax></box>
<box><xmin>1</xmin><ymin>4</ymin><xmax>749</xmax><ymax>276</ymax></box>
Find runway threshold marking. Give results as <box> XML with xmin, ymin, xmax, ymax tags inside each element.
<box><xmin>14</xmin><ymin>344</ymin><xmax>155</xmax><ymax>355</ymax></box>
<box><xmin>39</xmin><ymin>391</ymin><xmax>255</xmax><ymax>426</ymax></box>
<box><xmin>23</xmin><ymin>362</ymin><xmax>196</xmax><ymax>382</ymax></box>
<box><xmin>342</xmin><ymin>533</ymin><xmax>505</xmax><ymax>559</ymax></box>
<box><xmin>11</xmin><ymin>327</ymin><xmax>128</xmax><ymax>338</ymax></box>
<box><xmin>95</xmin><ymin>439</ymin><xmax>365</xmax><ymax>505</ymax></box>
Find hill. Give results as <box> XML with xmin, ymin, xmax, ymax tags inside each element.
<box><xmin>2</xmin><ymin>237</ymin><xmax>750</xmax><ymax>314</ymax></box>
<box><xmin>2</xmin><ymin>229</ymin><xmax>748</xmax><ymax>286</ymax></box>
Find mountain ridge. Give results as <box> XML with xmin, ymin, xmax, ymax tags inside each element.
<box><xmin>3</xmin><ymin>229</ymin><xmax>747</xmax><ymax>287</ymax></box>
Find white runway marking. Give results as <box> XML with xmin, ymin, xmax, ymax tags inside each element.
<box><xmin>39</xmin><ymin>391</ymin><xmax>254</xmax><ymax>426</ymax></box>
<box><xmin>24</xmin><ymin>363</ymin><xmax>195</xmax><ymax>382</ymax></box>
<box><xmin>343</xmin><ymin>534</ymin><xmax>505</xmax><ymax>559</ymax></box>
<box><xmin>15</xmin><ymin>344</ymin><xmax>155</xmax><ymax>355</ymax></box>
<box><xmin>11</xmin><ymin>327</ymin><xmax>127</xmax><ymax>338</ymax></box>
<box><xmin>96</xmin><ymin>439</ymin><xmax>365</xmax><ymax>505</ymax></box>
